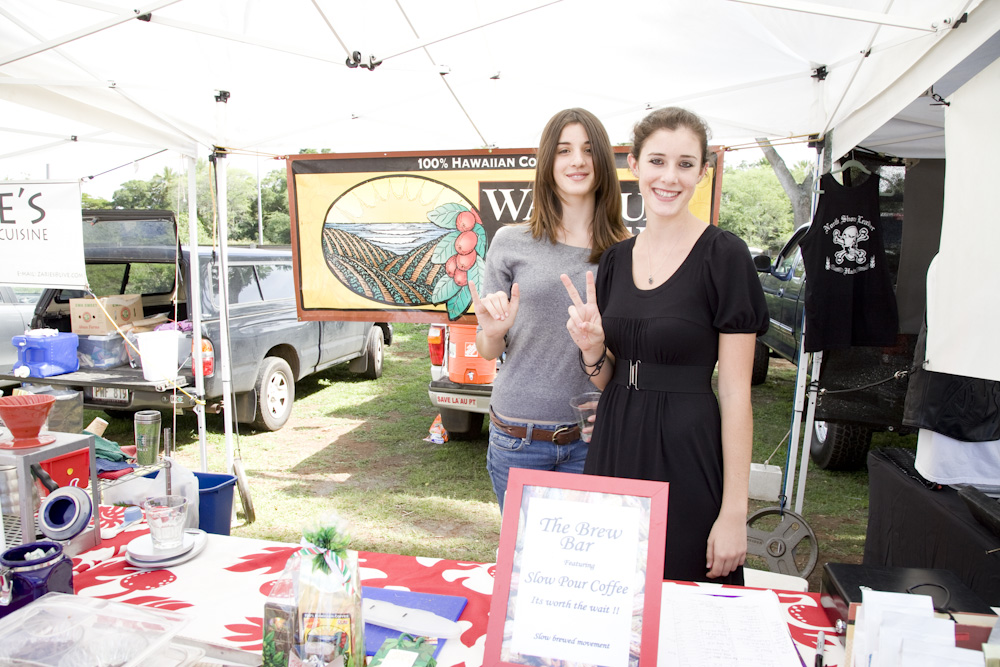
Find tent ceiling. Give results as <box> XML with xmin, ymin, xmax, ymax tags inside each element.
<box><xmin>1</xmin><ymin>0</ymin><xmax>999</xmax><ymax>177</ymax></box>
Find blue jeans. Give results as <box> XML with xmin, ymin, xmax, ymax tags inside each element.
<box><xmin>486</xmin><ymin>413</ymin><xmax>588</xmax><ymax>512</ymax></box>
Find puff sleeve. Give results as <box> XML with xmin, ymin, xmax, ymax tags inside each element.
<box><xmin>707</xmin><ymin>231</ymin><xmax>769</xmax><ymax>335</ymax></box>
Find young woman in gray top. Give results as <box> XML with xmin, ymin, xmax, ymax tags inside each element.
<box><xmin>469</xmin><ymin>108</ymin><xmax>630</xmax><ymax>511</ymax></box>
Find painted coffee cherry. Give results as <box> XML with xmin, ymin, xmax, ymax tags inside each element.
<box><xmin>456</xmin><ymin>211</ymin><xmax>477</xmax><ymax>232</ymax></box>
<box><xmin>454</xmin><ymin>269</ymin><xmax>468</xmax><ymax>286</ymax></box>
<box><xmin>456</xmin><ymin>251</ymin><xmax>477</xmax><ymax>271</ymax></box>
<box><xmin>454</xmin><ymin>230</ymin><xmax>478</xmax><ymax>255</ymax></box>
<box><xmin>445</xmin><ymin>255</ymin><xmax>458</xmax><ymax>277</ymax></box>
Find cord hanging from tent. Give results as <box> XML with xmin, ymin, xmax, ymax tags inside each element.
<box><xmin>80</xmin><ymin>148</ymin><xmax>168</xmax><ymax>183</ymax></box>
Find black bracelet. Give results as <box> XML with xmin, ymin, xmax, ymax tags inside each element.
<box><xmin>579</xmin><ymin>346</ymin><xmax>607</xmax><ymax>377</ymax></box>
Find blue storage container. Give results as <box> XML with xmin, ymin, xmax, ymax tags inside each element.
<box><xmin>194</xmin><ymin>471</ymin><xmax>237</xmax><ymax>535</ymax></box>
<box><xmin>77</xmin><ymin>332</ymin><xmax>128</xmax><ymax>369</ymax></box>
<box><xmin>141</xmin><ymin>470</ymin><xmax>237</xmax><ymax>535</ymax></box>
<box><xmin>12</xmin><ymin>332</ymin><xmax>79</xmax><ymax>377</ymax></box>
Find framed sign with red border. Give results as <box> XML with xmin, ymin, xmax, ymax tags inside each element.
<box><xmin>484</xmin><ymin>469</ymin><xmax>669</xmax><ymax>667</ymax></box>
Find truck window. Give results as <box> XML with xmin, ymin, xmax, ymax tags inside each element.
<box><xmin>228</xmin><ymin>266</ymin><xmax>262</xmax><ymax>304</ymax></box>
<box><xmin>256</xmin><ymin>263</ymin><xmax>294</xmax><ymax>301</ymax></box>
<box><xmin>776</xmin><ymin>250</ymin><xmax>797</xmax><ymax>278</ymax></box>
<box><xmin>58</xmin><ymin>263</ymin><xmax>175</xmax><ymax>299</ymax></box>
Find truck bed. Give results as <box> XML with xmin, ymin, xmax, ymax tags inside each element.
<box><xmin>0</xmin><ymin>365</ymin><xmax>190</xmax><ymax>391</ymax></box>
<box><xmin>0</xmin><ymin>364</ymin><xmax>194</xmax><ymax>413</ymax></box>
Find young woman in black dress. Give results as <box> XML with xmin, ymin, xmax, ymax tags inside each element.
<box><xmin>562</xmin><ymin>107</ymin><xmax>768</xmax><ymax>583</ymax></box>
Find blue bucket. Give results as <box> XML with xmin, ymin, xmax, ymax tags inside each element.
<box><xmin>194</xmin><ymin>472</ymin><xmax>237</xmax><ymax>535</ymax></box>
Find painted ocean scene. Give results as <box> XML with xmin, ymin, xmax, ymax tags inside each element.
<box><xmin>323</xmin><ymin>222</ymin><xmax>446</xmax><ymax>255</ymax></box>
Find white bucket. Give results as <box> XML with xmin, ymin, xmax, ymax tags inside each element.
<box><xmin>136</xmin><ymin>330</ymin><xmax>181</xmax><ymax>382</ymax></box>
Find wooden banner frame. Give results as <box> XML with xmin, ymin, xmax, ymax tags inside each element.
<box><xmin>484</xmin><ymin>469</ymin><xmax>668</xmax><ymax>667</ymax></box>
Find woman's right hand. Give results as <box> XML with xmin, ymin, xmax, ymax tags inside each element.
<box><xmin>561</xmin><ymin>271</ymin><xmax>605</xmax><ymax>359</ymax></box>
<box><xmin>469</xmin><ymin>281</ymin><xmax>519</xmax><ymax>341</ymax></box>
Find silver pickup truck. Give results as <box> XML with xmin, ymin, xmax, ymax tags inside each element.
<box><xmin>1</xmin><ymin>210</ymin><xmax>390</xmax><ymax>431</ymax></box>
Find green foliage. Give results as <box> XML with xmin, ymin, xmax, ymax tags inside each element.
<box><xmin>83</xmin><ymin>159</ymin><xmax>292</xmax><ymax>245</ymax></box>
<box><xmin>719</xmin><ymin>161</ymin><xmax>795</xmax><ymax>253</ymax></box>
<box><xmin>255</xmin><ymin>168</ymin><xmax>291</xmax><ymax>243</ymax></box>
<box><xmin>81</xmin><ymin>193</ymin><xmax>111</xmax><ymax>209</ymax></box>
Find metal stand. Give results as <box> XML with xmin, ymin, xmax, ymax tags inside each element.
<box><xmin>783</xmin><ymin>323</ymin><xmax>823</xmax><ymax>514</ymax></box>
<box><xmin>0</xmin><ymin>432</ymin><xmax>101</xmax><ymax>551</ymax></box>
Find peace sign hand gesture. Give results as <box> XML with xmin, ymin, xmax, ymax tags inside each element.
<box><xmin>561</xmin><ymin>271</ymin><xmax>604</xmax><ymax>360</ymax></box>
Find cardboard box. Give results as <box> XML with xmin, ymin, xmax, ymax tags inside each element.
<box><xmin>69</xmin><ymin>295</ymin><xmax>143</xmax><ymax>335</ymax></box>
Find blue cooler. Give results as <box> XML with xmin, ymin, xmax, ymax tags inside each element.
<box><xmin>12</xmin><ymin>332</ymin><xmax>80</xmax><ymax>377</ymax></box>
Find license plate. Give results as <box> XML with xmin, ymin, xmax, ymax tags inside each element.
<box><xmin>91</xmin><ymin>387</ymin><xmax>130</xmax><ymax>405</ymax></box>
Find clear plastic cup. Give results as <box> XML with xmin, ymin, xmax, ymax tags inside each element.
<box><xmin>570</xmin><ymin>392</ymin><xmax>602</xmax><ymax>443</ymax></box>
<box><xmin>142</xmin><ymin>495</ymin><xmax>188</xmax><ymax>550</ymax></box>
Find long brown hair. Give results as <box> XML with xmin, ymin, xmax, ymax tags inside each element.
<box><xmin>528</xmin><ymin>108</ymin><xmax>630</xmax><ymax>263</ymax></box>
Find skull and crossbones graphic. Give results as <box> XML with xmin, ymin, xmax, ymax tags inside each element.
<box><xmin>832</xmin><ymin>225</ymin><xmax>869</xmax><ymax>264</ymax></box>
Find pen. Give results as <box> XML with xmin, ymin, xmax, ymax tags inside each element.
<box><xmin>815</xmin><ymin>630</ymin><xmax>825</xmax><ymax>667</ymax></box>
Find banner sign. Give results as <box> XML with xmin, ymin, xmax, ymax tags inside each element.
<box><xmin>485</xmin><ymin>469</ymin><xmax>669</xmax><ymax>667</ymax></box>
<box><xmin>287</xmin><ymin>148</ymin><xmax>721</xmax><ymax>323</ymax></box>
<box><xmin>0</xmin><ymin>181</ymin><xmax>87</xmax><ymax>289</ymax></box>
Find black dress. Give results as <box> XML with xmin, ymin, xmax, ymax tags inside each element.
<box><xmin>584</xmin><ymin>225</ymin><xmax>768</xmax><ymax>583</ymax></box>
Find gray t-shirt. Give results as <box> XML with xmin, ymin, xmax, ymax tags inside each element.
<box><xmin>481</xmin><ymin>225</ymin><xmax>597</xmax><ymax>424</ymax></box>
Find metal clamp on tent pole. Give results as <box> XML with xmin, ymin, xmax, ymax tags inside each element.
<box><xmin>346</xmin><ymin>51</ymin><xmax>382</xmax><ymax>71</ymax></box>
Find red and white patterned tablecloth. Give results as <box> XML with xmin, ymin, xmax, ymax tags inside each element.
<box><xmin>72</xmin><ymin>506</ymin><xmax>842</xmax><ymax>666</ymax></box>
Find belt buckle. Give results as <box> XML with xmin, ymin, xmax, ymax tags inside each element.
<box><xmin>551</xmin><ymin>425</ymin><xmax>572</xmax><ymax>444</ymax></box>
<box><xmin>628</xmin><ymin>359</ymin><xmax>641</xmax><ymax>390</ymax></box>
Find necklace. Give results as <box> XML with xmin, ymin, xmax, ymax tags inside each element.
<box><xmin>644</xmin><ymin>230</ymin><xmax>677</xmax><ymax>285</ymax></box>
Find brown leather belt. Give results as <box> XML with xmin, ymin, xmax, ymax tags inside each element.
<box><xmin>489</xmin><ymin>410</ymin><xmax>581</xmax><ymax>445</ymax></box>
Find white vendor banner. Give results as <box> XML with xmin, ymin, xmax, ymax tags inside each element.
<box><xmin>0</xmin><ymin>181</ymin><xmax>87</xmax><ymax>289</ymax></box>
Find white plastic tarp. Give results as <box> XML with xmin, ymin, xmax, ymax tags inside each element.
<box><xmin>2</xmin><ymin>0</ymin><xmax>998</xmax><ymax>175</ymax></box>
<box><xmin>926</xmin><ymin>55</ymin><xmax>1000</xmax><ymax>383</ymax></box>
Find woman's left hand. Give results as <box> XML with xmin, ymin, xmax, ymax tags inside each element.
<box><xmin>705</xmin><ymin>512</ymin><xmax>747</xmax><ymax>579</ymax></box>
<box><xmin>561</xmin><ymin>271</ymin><xmax>604</xmax><ymax>358</ymax></box>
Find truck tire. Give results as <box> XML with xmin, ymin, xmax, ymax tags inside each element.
<box><xmin>361</xmin><ymin>327</ymin><xmax>384</xmax><ymax>380</ymax></box>
<box><xmin>440</xmin><ymin>408</ymin><xmax>485</xmax><ymax>440</ymax></box>
<box><xmin>810</xmin><ymin>420</ymin><xmax>872</xmax><ymax>471</ymax></box>
<box><xmin>751</xmin><ymin>340</ymin><xmax>769</xmax><ymax>385</ymax></box>
<box><xmin>252</xmin><ymin>356</ymin><xmax>295</xmax><ymax>431</ymax></box>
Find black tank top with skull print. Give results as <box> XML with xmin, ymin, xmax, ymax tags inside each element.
<box><xmin>799</xmin><ymin>172</ymin><xmax>899</xmax><ymax>352</ymax></box>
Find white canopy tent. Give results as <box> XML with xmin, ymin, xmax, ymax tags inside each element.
<box><xmin>2</xmin><ymin>0</ymin><xmax>998</xmax><ymax>165</ymax></box>
<box><xmin>2</xmin><ymin>0</ymin><xmax>999</xmax><ymax>503</ymax></box>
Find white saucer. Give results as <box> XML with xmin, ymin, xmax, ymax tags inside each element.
<box><xmin>126</xmin><ymin>530</ymin><xmax>208</xmax><ymax>569</ymax></box>
<box><xmin>126</xmin><ymin>531</ymin><xmax>196</xmax><ymax>561</ymax></box>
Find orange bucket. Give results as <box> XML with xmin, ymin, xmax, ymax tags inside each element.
<box><xmin>448</xmin><ymin>324</ymin><xmax>497</xmax><ymax>384</ymax></box>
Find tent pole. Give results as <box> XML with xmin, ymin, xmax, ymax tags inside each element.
<box><xmin>256</xmin><ymin>155</ymin><xmax>263</xmax><ymax>245</ymax></box>
<box><xmin>784</xmin><ymin>320</ymin><xmax>809</xmax><ymax>504</ymax></box>
<box><xmin>795</xmin><ymin>350</ymin><xmax>823</xmax><ymax>512</ymax></box>
<box><xmin>0</xmin><ymin>0</ymin><xmax>183</xmax><ymax>67</ymax></box>
<box><xmin>784</xmin><ymin>147</ymin><xmax>826</xmax><ymax>512</ymax></box>
<box><xmin>726</xmin><ymin>0</ymin><xmax>940</xmax><ymax>32</ymax></box>
<box><xmin>214</xmin><ymin>94</ymin><xmax>236</xmax><ymax>475</ymax></box>
<box><xmin>187</xmin><ymin>155</ymin><xmax>208</xmax><ymax>472</ymax></box>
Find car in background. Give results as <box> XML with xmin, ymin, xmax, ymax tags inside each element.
<box><xmin>426</xmin><ymin>323</ymin><xmax>493</xmax><ymax>439</ymax></box>
<box><xmin>0</xmin><ymin>284</ymin><xmax>42</xmax><ymax>388</ymax></box>
<box><xmin>753</xmin><ymin>219</ymin><xmax>914</xmax><ymax>471</ymax></box>
<box><xmin>3</xmin><ymin>210</ymin><xmax>390</xmax><ymax>431</ymax></box>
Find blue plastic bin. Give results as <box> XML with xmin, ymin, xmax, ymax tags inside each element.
<box><xmin>144</xmin><ymin>470</ymin><xmax>236</xmax><ymax>535</ymax></box>
<box><xmin>12</xmin><ymin>332</ymin><xmax>79</xmax><ymax>377</ymax></box>
<box><xmin>194</xmin><ymin>472</ymin><xmax>237</xmax><ymax>535</ymax></box>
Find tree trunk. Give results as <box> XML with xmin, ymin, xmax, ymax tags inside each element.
<box><xmin>756</xmin><ymin>138</ymin><xmax>815</xmax><ymax>229</ymax></box>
